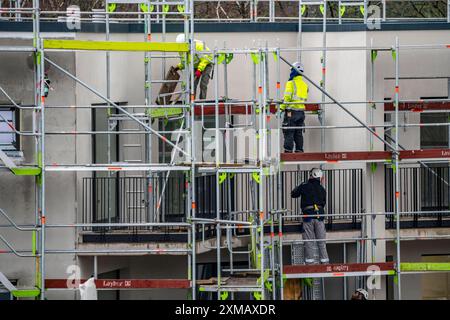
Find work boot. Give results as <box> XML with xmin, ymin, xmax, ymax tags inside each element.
<box><xmin>284</xmin><ymin>150</ymin><xmax>293</xmax><ymax>153</ymax></box>
<box><xmin>295</xmin><ymin>149</ymin><xmax>304</xmax><ymax>153</ymax></box>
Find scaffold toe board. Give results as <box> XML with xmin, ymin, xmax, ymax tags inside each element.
<box><xmin>385</xmin><ymin>101</ymin><xmax>450</xmax><ymax>112</ymax></box>
<box><xmin>283</xmin><ymin>262</ymin><xmax>395</xmax><ymax>279</ymax></box>
<box><xmin>45</xmin><ymin>279</ymin><xmax>191</xmax><ymax>289</ymax></box>
<box><xmin>10</xmin><ymin>167</ymin><xmax>42</xmax><ymax>176</ymax></box>
<box><xmin>43</xmin><ymin>39</ymin><xmax>189</xmax><ymax>52</ymax></box>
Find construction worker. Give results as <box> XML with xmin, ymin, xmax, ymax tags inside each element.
<box><xmin>280</xmin><ymin>61</ymin><xmax>309</xmax><ymax>153</ymax></box>
<box><xmin>174</xmin><ymin>34</ymin><xmax>213</xmax><ymax>100</ymax></box>
<box><xmin>351</xmin><ymin>288</ymin><xmax>369</xmax><ymax>300</ymax></box>
<box><xmin>291</xmin><ymin>168</ymin><xmax>329</xmax><ymax>264</ymax></box>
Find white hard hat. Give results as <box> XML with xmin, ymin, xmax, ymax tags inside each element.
<box><xmin>356</xmin><ymin>288</ymin><xmax>369</xmax><ymax>300</ymax></box>
<box><xmin>310</xmin><ymin>168</ymin><xmax>323</xmax><ymax>179</ymax></box>
<box><xmin>175</xmin><ymin>33</ymin><xmax>186</xmax><ymax>43</ymax></box>
<box><xmin>292</xmin><ymin>61</ymin><xmax>304</xmax><ymax>74</ymax></box>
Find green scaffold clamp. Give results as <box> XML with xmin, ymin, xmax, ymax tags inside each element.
<box><xmin>282</xmin><ymin>274</ymin><xmax>287</xmax><ymax>286</ymax></box>
<box><xmin>272</xmin><ymin>51</ymin><xmax>278</xmax><ymax>62</ymax></box>
<box><xmin>391</xmin><ymin>162</ymin><xmax>397</xmax><ymax>174</ymax></box>
<box><xmin>303</xmin><ymin>278</ymin><xmax>313</xmax><ymax>287</ymax></box>
<box><xmin>163</xmin><ymin>4</ymin><xmax>170</xmax><ymax>13</ymax></box>
<box><xmin>257</xmin><ymin>270</ymin><xmax>272</xmax><ymax>293</ymax></box>
<box><xmin>140</xmin><ymin>3</ymin><xmax>155</xmax><ymax>13</ymax></box>
<box><xmin>370</xmin><ymin>162</ymin><xmax>378</xmax><ymax>173</ymax></box>
<box><xmin>339</xmin><ymin>5</ymin><xmax>346</xmax><ymax>17</ymax></box>
<box><xmin>177</xmin><ymin>5</ymin><xmax>185</xmax><ymax>13</ymax></box>
<box><xmin>108</xmin><ymin>3</ymin><xmax>117</xmax><ymax>12</ymax></box>
<box><xmin>301</xmin><ymin>5</ymin><xmax>306</xmax><ymax>16</ymax></box>
<box><xmin>220</xmin><ymin>291</ymin><xmax>229</xmax><ymax>300</ymax></box>
<box><xmin>148</xmin><ymin>108</ymin><xmax>183</xmax><ymax>119</ymax></box>
<box><xmin>219</xmin><ymin>172</ymin><xmax>227</xmax><ymax>184</ymax></box>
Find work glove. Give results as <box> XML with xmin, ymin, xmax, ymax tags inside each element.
<box><xmin>195</xmin><ymin>69</ymin><xmax>202</xmax><ymax>79</ymax></box>
<box><xmin>173</xmin><ymin>66</ymin><xmax>180</xmax><ymax>72</ymax></box>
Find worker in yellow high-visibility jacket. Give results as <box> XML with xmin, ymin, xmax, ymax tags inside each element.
<box><xmin>280</xmin><ymin>62</ymin><xmax>309</xmax><ymax>153</ymax></box>
<box><xmin>174</xmin><ymin>34</ymin><xmax>213</xmax><ymax>100</ymax></box>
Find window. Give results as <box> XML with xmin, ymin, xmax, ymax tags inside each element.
<box><xmin>0</xmin><ymin>106</ymin><xmax>19</xmax><ymax>151</ymax></box>
<box><xmin>419</xmin><ymin>97</ymin><xmax>450</xmax><ymax>211</ymax></box>
<box><xmin>420</xmin><ymin>164</ymin><xmax>449</xmax><ymax>211</ymax></box>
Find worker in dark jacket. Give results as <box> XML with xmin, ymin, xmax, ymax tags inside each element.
<box><xmin>291</xmin><ymin>168</ymin><xmax>329</xmax><ymax>264</ymax></box>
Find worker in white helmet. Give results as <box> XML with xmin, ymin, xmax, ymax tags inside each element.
<box><xmin>291</xmin><ymin>168</ymin><xmax>329</xmax><ymax>264</ymax></box>
<box><xmin>280</xmin><ymin>61</ymin><xmax>309</xmax><ymax>153</ymax></box>
<box><xmin>174</xmin><ymin>33</ymin><xmax>213</xmax><ymax>100</ymax></box>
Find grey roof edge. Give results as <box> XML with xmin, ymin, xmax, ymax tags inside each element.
<box><xmin>0</xmin><ymin>21</ymin><xmax>449</xmax><ymax>34</ymax></box>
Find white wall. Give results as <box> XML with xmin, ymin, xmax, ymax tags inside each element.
<box><xmin>0</xmin><ymin>37</ymin><xmax>77</xmax><ymax>299</ymax></box>
<box><xmin>1</xmin><ymin>27</ymin><xmax>449</xmax><ymax>300</ymax></box>
<box><xmin>368</xmin><ymin>30</ymin><xmax>450</xmax><ymax>150</ymax></box>
<box><xmin>386</xmin><ymin>239</ymin><xmax>450</xmax><ymax>300</ymax></box>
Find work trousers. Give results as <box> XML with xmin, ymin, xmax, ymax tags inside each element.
<box><xmin>283</xmin><ymin>110</ymin><xmax>305</xmax><ymax>152</ymax></box>
<box><xmin>303</xmin><ymin>219</ymin><xmax>329</xmax><ymax>264</ymax></box>
<box><xmin>193</xmin><ymin>63</ymin><xmax>213</xmax><ymax>100</ymax></box>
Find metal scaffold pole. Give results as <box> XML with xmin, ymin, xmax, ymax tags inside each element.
<box><xmin>259</xmin><ymin>47</ymin><xmax>266</xmax><ymax>300</ymax></box>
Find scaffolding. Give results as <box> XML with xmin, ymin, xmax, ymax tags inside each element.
<box><xmin>0</xmin><ymin>0</ymin><xmax>449</xmax><ymax>301</ymax></box>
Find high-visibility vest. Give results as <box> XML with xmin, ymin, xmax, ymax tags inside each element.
<box><xmin>177</xmin><ymin>40</ymin><xmax>213</xmax><ymax>72</ymax></box>
<box><xmin>280</xmin><ymin>75</ymin><xmax>308</xmax><ymax>111</ymax></box>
